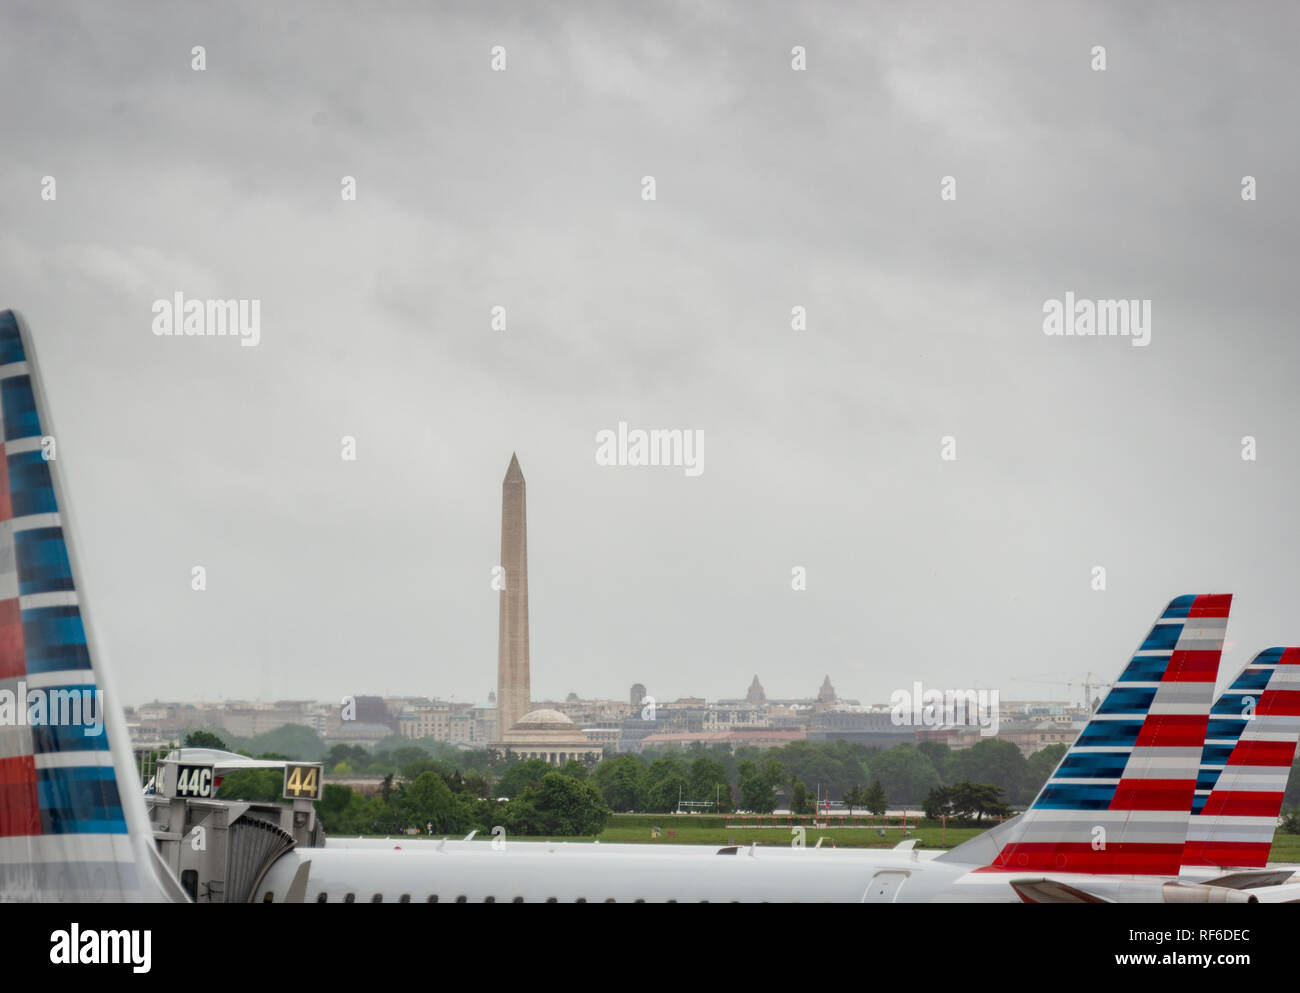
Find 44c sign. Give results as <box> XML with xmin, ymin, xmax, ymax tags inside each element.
<box><xmin>173</xmin><ymin>764</ymin><xmax>214</xmax><ymax>798</ymax></box>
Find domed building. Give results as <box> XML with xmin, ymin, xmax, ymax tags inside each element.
<box><xmin>814</xmin><ymin>675</ymin><xmax>838</xmax><ymax>712</ymax></box>
<box><xmin>498</xmin><ymin>708</ymin><xmax>603</xmax><ymax>765</ymax></box>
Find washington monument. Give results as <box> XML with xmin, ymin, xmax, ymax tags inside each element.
<box><xmin>496</xmin><ymin>453</ymin><xmax>530</xmax><ymax>734</ymax></box>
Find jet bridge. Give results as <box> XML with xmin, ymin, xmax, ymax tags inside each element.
<box><xmin>144</xmin><ymin>748</ymin><xmax>325</xmax><ymax>903</ymax></box>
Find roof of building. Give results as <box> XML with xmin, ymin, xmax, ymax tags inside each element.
<box><xmin>514</xmin><ymin>708</ymin><xmax>576</xmax><ymax>729</ymax></box>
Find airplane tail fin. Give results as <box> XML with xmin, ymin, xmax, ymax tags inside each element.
<box><xmin>946</xmin><ymin>595</ymin><xmax>1231</xmax><ymax>875</ymax></box>
<box><xmin>1183</xmin><ymin>647</ymin><xmax>1300</xmax><ymax>868</ymax></box>
<box><xmin>0</xmin><ymin>310</ymin><xmax>180</xmax><ymax>901</ymax></box>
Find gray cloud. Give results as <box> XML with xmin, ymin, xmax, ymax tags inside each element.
<box><xmin>1</xmin><ymin>1</ymin><xmax>1297</xmax><ymax>709</ymax></box>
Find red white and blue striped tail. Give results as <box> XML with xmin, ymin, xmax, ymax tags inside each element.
<box><xmin>977</xmin><ymin>594</ymin><xmax>1231</xmax><ymax>876</ymax></box>
<box><xmin>1183</xmin><ymin>647</ymin><xmax>1300</xmax><ymax>868</ymax></box>
<box><xmin>0</xmin><ymin>310</ymin><xmax>181</xmax><ymax>901</ymax></box>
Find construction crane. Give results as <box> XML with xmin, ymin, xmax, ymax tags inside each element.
<box><xmin>1012</xmin><ymin>672</ymin><xmax>1114</xmax><ymax>712</ymax></box>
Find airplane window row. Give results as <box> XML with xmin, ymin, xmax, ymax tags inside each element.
<box><xmin>293</xmin><ymin>893</ymin><xmax>667</xmax><ymax>903</ymax></box>
<box><xmin>265</xmin><ymin>890</ymin><xmax>752</xmax><ymax>903</ymax></box>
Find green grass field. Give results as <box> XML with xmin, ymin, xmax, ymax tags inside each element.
<box><xmin>1264</xmin><ymin>834</ymin><xmax>1300</xmax><ymax>863</ymax></box>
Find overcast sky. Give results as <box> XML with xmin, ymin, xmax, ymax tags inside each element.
<box><xmin>1</xmin><ymin>2</ymin><xmax>1298</xmax><ymax>711</ymax></box>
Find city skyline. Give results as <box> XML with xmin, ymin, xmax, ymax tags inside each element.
<box><xmin>124</xmin><ymin>678</ymin><xmax>1087</xmax><ymax>714</ymax></box>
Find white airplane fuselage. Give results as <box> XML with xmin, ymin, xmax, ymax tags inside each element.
<box><xmin>257</xmin><ymin>841</ymin><xmax>1205</xmax><ymax>903</ymax></box>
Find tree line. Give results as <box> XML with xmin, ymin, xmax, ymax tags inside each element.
<box><xmin>176</xmin><ymin>729</ymin><xmax>1300</xmax><ymax>838</ymax></box>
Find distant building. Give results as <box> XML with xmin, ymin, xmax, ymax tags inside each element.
<box><xmin>498</xmin><ymin>709</ymin><xmax>603</xmax><ymax>764</ymax></box>
<box><xmin>581</xmin><ymin>727</ymin><xmax>621</xmax><ymax>749</ymax></box>
<box><xmin>805</xmin><ymin>709</ymin><xmax>917</xmax><ymax>747</ymax></box>
<box><xmin>637</xmin><ymin>727</ymin><xmax>805</xmax><ymax>752</ymax></box>
<box><xmin>475</xmin><ymin>706</ymin><xmax>498</xmax><ymax>745</ymax></box>
<box><xmin>914</xmin><ymin>717</ymin><xmax>1082</xmax><ymax>756</ymax></box>
<box><xmin>326</xmin><ymin>722</ymin><xmax>396</xmax><ymax>748</ymax></box>
<box><xmin>396</xmin><ymin>700</ymin><xmax>497</xmax><ymax>744</ymax></box>
<box><xmin>350</xmin><ymin>695</ymin><xmax>395</xmax><ymax>727</ymax></box>
<box><xmin>618</xmin><ymin>717</ymin><xmax>658</xmax><ymax>753</ymax></box>
<box><xmin>397</xmin><ymin>701</ymin><xmax>456</xmax><ymax>740</ymax></box>
<box><xmin>220</xmin><ymin>703</ymin><xmax>327</xmax><ymax>738</ymax></box>
<box><xmin>703</xmin><ymin>706</ymin><xmax>769</xmax><ymax>731</ymax></box>
<box><xmin>814</xmin><ymin>675</ymin><xmax>837</xmax><ymax>712</ymax></box>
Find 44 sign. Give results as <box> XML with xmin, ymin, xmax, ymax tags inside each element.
<box><xmin>283</xmin><ymin>763</ymin><xmax>323</xmax><ymax>801</ymax></box>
